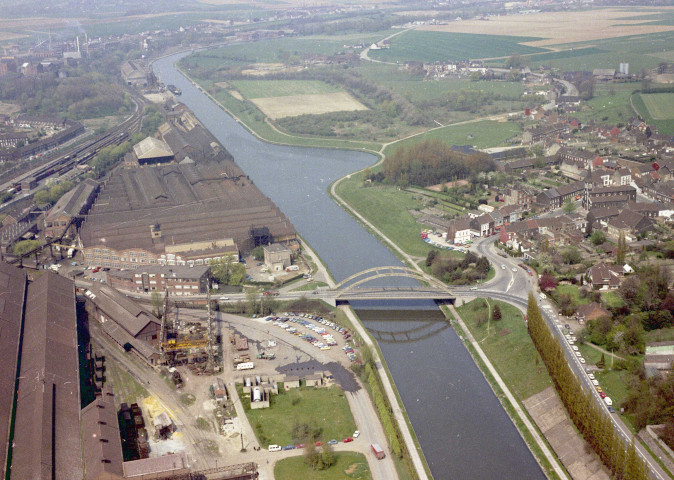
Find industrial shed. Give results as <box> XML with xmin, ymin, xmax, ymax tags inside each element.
<box><xmin>132</xmin><ymin>136</ymin><xmax>174</xmax><ymax>166</ymax></box>
<box><xmin>10</xmin><ymin>271</ymin><xmax>82</xmax><ymax>480</ymax></box>
<box><xmin>81</xmin><ymin>387</ymin><xmax>124</xmax><ymax>480</ymax></box>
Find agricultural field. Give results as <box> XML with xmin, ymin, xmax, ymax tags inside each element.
<box><xmin>633</xmin><ymin>93</ymin><xmax>674</xmax><ymax>135</ymax></box>
<box><xmin>368</xmin><ymin>31</ymin><xmax>544</xmax><ymax>63</ymax></box>
<box><xmin>231</xmin><ymin>80</ymin><xmax>340</xmax><ymax>98</ymax></box>
<box><xmin>638</xmin><ymin>92</ymin><xmax>674</xmax><ymax>120</ymax></box>
<box><xmin>252</xmin><ymin>92</ymin><xmax>368</xmax><ymax>119</ymax></box>
<box><xmin>420</xmin><ymin>8</ymin><xmax>674</xmax><ymax>48</ymax></box>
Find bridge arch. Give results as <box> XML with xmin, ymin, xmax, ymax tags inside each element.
<box><xmin>334</xmin><ymin>266</ymin><xmax>449</xmax><ymax>295</ymax></box>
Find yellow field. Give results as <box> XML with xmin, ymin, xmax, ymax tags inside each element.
<box><xmin>250</xmin><ymin>92</ymin><xmax>368</xmax><ymax>119</ymax></box>
<box><xmin>420</xmin><ymin>8</ymin><xmax>674</xmax><ymax>48</ymax></box>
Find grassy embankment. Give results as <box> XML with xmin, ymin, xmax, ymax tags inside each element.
<box><xmin>450</xmin><ymin>300</ymin><xmax>563</xmax><ymax>480</ymax></box>
<box><xmin>274</xmin><ymin>452</ymin><xmax>371</xmax><ymax>480</ymax></box>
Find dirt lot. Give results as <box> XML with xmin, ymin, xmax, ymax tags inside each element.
<box><xmin>421</xmin><ymin>8</ymin><xmax>674</xmax><ymax>48</ymax></box>
<box><xmin>250</xmin><ymin>92</ymin><xmax>368</xmax><ymax>119</ymax></box>
<box><xmin>0</xmin><ymin>101</ymin><xmax>20</xmax><ymax>115</ymax></box>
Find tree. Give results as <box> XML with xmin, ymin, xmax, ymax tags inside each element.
<box><xmin>12</xmin><ymin>239</ymin><xmax>42</xmax><ymax>257</ymax></box>
<box><xmin>597</xmin><ymin>352</ymin><xmax>606</xmax><ymax>369</ymax></box>
<box><xmin>563</xmin><ymin>196</ymin><xmax>577</xmax><ymax>214</ymax></box>
<box><xmin>492</xmin><ymin>304</ymin><xmax>502</xmax><ymax>322</ymax></box>
<box><xmin>616</xmin><ymin>231</ymin><xmax>627</xmax><ymax>265</ymax></box>
<box><xmin>561</xmin><ymin>247</ymin><xmax>582</xmax><ymax>265</ymax></box>
<box><xmin>590</xmin><ymin>231</ymin><xmax>606</xmax><ymax>246</ymax></box>
<box><xmin>245</xmin><ymin>287</ymin><xmax>261</xmax><ymax>315</ymax></box>
<box><xmin>539</xmin><ymin>273</ymin><xmax>558</xmax><ymax>292</ymax></box>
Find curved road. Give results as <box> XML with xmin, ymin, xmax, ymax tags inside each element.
<box><xmin>458</xmin><ymin>237</ymin><xmax>670</xmax><ymax>480</ymax></box>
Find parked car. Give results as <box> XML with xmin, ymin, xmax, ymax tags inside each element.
<box><xmin>353</xmin><ymin>430</ymin><xmax>360</xmax><ymax>438</ymax></box>
<box><xmin>268</xmin><ymin>445</ymin><xmax>281</xmax><ymax>452</ymax></box>
<box><xmin>343</xmin><ymin>437</ymin><xmax>354</xmax><ymax>443</ymax></box>
<box><xmin>315</xmin><ymin>441</ymin><xmax>323</xmax><ymax>447</ymax></box>
<box><xmin>296</xmin><ymin>443</ymin><xmax>305</xmax><ymax>449</ymax></box>
<box><xmin>282</xmin><ymin>444</ymin><xmax>296</xmax><ymax>450</ymax></box>
<box><xmin>328</xmin><ymin>439</ymin><xmax>338</xmax><ymax>445</ymax></box>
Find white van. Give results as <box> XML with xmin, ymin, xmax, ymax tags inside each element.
<box><xmin>268</xmin><ymin>444</ymin><xmax>281</xmax><ymax>452</ymax></box>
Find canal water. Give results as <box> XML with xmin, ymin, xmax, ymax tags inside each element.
<box><xmin>153</xmin><ymin>52</ymin><xmax>545</xmax><ymax>480</ymax></box>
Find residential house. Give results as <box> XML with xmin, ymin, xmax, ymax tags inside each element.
<box><xmin>504</xmin><ymin>184</ymin><xmax>536</xmax><ymax>208</ymax></box>
<box><xmin>606</xmin><ymin>209</ymin><xmax>654</xmax><ymax>241</ymax></box>
<box><xmin>470</xmin><ymin>214</ymin><xmax>495</xmax><ymax>237</ymax></box>
<box><xmin>626</xmin><ymin>202</ymin><xmax>660</xmax><ymax>218</ymax></box>
<box><xmin>586</xmin><ymin>262</ymin><xmax>624</xmax><ymax>290</ymax></box>
<box><xmin>446</xmin><ymin>218</ymin><xmax>474</xmax><ymax>244</ymax></box>
<box><xmin>584</xmin><ymin>184</ymin><xmax>636</xmax><ymax>210</ymax></box>
<box><xmin>558</xmin><ymin>147</ymin><xmax>595</xmax><ymax>168</ymax></box>
<box><xmin>498</xmin><ymin>204</ymin><xmax>523</xmax><ymax>224</ymax></box>
<box><xmin>559</xmin><ymin>158</ymin><xmax>586</xmax><ymax>180</ymax></box>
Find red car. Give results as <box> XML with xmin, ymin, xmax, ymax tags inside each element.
<box><xmin>343</xmin><ymin>437</ymin><xmax>354</xmax><ymax>443</ymax></box>
<box><xmin>314</xmin><ymin>441</ymin><xmax>323</xmax><ymax>447</ymax></box>
<box><xmin>92</xmin><ymin>267</ymin><xmax>100</xmax><ymax>273</ymax></box>
<box><xmin>600</xmin><ymin>392</ymin><xmax>607</xmax><ymax>398</ymax></box>
<box><xmin>296</xmin><ymin>443</ymin><xmax>305</xmax><ymax>449</ymax></box>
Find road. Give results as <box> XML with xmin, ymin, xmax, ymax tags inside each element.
<box><xmin>458</xmin><ymin>236</ymin><xmax>671</xmax><ymax>480</ymax></box>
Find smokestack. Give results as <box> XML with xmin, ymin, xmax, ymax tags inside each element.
<box><xmin>76</xmin><ymin>36</ymin><xmax>80</xmax><ymax>53</ymax></box>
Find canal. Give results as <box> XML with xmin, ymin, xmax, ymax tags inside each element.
<box><xmin>153</xmin><ymin>52</ymin><xmax>545</xmax><ymax>480</ymax></box>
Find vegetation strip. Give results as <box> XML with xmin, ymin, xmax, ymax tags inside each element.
<box><xmin>526</xmin><ymin>293</ymin><xmax>652</xmax><ymax>479</ymax></box>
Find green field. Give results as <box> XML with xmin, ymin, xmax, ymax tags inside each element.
<box><xmin>455</xmin><ymin>299</ymin><xmax>552</xmax><ymax>399</ymax></box>
<box><xmin>633</xmin><ymin>93</ymin><xmax>674</xmax><ymax>135</ymax></box>
<box><xmin>574</xmin><ymin>83</ymin><xmax>635</xmax><ymax>126</ymax></box>
<box><xmin>335</xmin><ymin>177</ymin><xmax>437</xmax><ymax>258</ymax></box>
<box><xmin>527</xmin><ymin>30</ymin><xmax>674</xmax><ymax>72</ymax></box>
<box><xmin>639</xmin><ymin>92</ymin><xmax>674</xmax><ymax>120</ymax></box>
<box><xmin>231</xmin><ymin>80</ymin><xmax>340</xmax><ymax>99</ymax></box>
<box><xmin>369</xmin><ymin>31</ymin><xmax>544</xmax><ymax>63</ymax></box>
<box><xmin>244</xmin><ymin>386</ymin><xmax>357</xmax><ymax>447</ymax></box>
<box><xmin>383</xmin><ymin>120</ymin><xmax>521</xmax><ymax>157</ymax></box>
<box><xmin>274</xmin><ymin>452</ymin><xmax>371</xmax><ymax>480</ymax></box>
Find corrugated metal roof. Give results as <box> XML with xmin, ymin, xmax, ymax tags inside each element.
<box><xmin>0</xmin><ymin>263</ymin><xmax>25</xmax><ymax>479</ymax></box>
<box><xmin>81</xmin><ymin>387</ymin><xmax>124</xmax><ymax>480</ymax></box>
<box><xmin>88</xmin><ymin>284</ymin><xmax>159</xmax><ymax>338</ymax></box>
<box><xmin>11</xmin><ymin>272</ymin><xmax>82</xmax><ymax>480</ymax></box>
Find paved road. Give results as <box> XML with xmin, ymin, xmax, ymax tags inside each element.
<box><xmin>459</xmin><ymin>237</ymin><xmax>671</xmax><ymax>480</ymax></box>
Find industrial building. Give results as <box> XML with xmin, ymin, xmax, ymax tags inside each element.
<box><xmin>106</xmin><ymin>264</ymin><xmax>211</xmax><ymax>295</ymax></box>
<box><xmin>85</xmin><ymin>284</ymin><xmax>161</xmax><ymax>365</ymax></box>
<box><xmin>44</xmin><ymin>178</ymin><xmax>100</xmax><ymax>238</ymax></box>
<box><xmin>79</xmin><ymin>110</ymin><xmax>296</xmax><ymax>269</ymax></box>
<box><xmin>0</xmin><ymin>263</ymin><xmax>82</xmax><ymax>480</ymax></box>
<box><xmin>81</xmin><ymin>387</ymin><xmax>124</xmax><ymax>480</ymax></box>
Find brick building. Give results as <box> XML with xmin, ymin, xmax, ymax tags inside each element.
<box><xmin>107</xmin><ymin>265</ymin><xmax>210</xmax><ymax>295</ymax></box>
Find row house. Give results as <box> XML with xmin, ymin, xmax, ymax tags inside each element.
<box><xmin>471</xmin><ymin>214</ymin><xmax>495</xmax><ymax>237</ymax></box>
<box><xmin>558</xmin><ymin>147</ymin><xmax>595</xmax><ymax>169</ymax></box>
<box><xmin>535</xmin><ymin>180</ymin><xmax>585</xmax><ymax>211</ymax></box>
<box><xmin>503</xmin><ymin>184</ymin><xmax>536</xmax><ymax>208</ymax></box>
<box><xmin>643</xmin><ymin>180</ymin><xmax>674</xmax><ymax>205</ymax></box>
<box><xmin>521</xmin><ymin>123</ymin><xmax>569</xmax><ymax>144</ymax></box>
<box><xmin>607</xmin><ymin>209</ymin><xmax>655</xmax><ymax>242</ymax></box>
<box><xmin>583</xmin><ymin>184</ymin><xmax>636</xmax><ymax>210</ymax></box>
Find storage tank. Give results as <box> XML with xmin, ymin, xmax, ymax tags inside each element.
<box><xmin>253</xmin><ymin>387</ymin><xmax>262</xmax><ymax>402</ymax></box>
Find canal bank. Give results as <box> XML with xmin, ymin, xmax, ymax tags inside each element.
<box><xmin>153</xmin><ymin>50</ymin><xmax>548</xmax><ymax>480</ymax></box>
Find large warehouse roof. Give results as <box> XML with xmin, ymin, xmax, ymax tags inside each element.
<box><xmin>80</xmin><ymin>155</ymin><xmax>295</xmax><ymax>254</ymax></box>
<box><xmin>133</xmin><ymin>136</ymin><xmax>173</xmax><ymax>161</ymax></box>
<box><xmin>10</xmin><ymin>272</ymin><xmax>82</xmax><ymax>480</ymax></box>
<box><xmin>0</xmin><ymin>263</ymin><xmax>26</xmax><ymax>479</ymax></box>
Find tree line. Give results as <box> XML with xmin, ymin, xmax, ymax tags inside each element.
<box><xmin>382</xmin><ymin>139</ymin><xmax>495</xmax><ymax>187</ymax></box>
<box><xmin>527</xmin><ymin>293</ymin><xmax>651</xmax><ymax>479</ymax></box>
